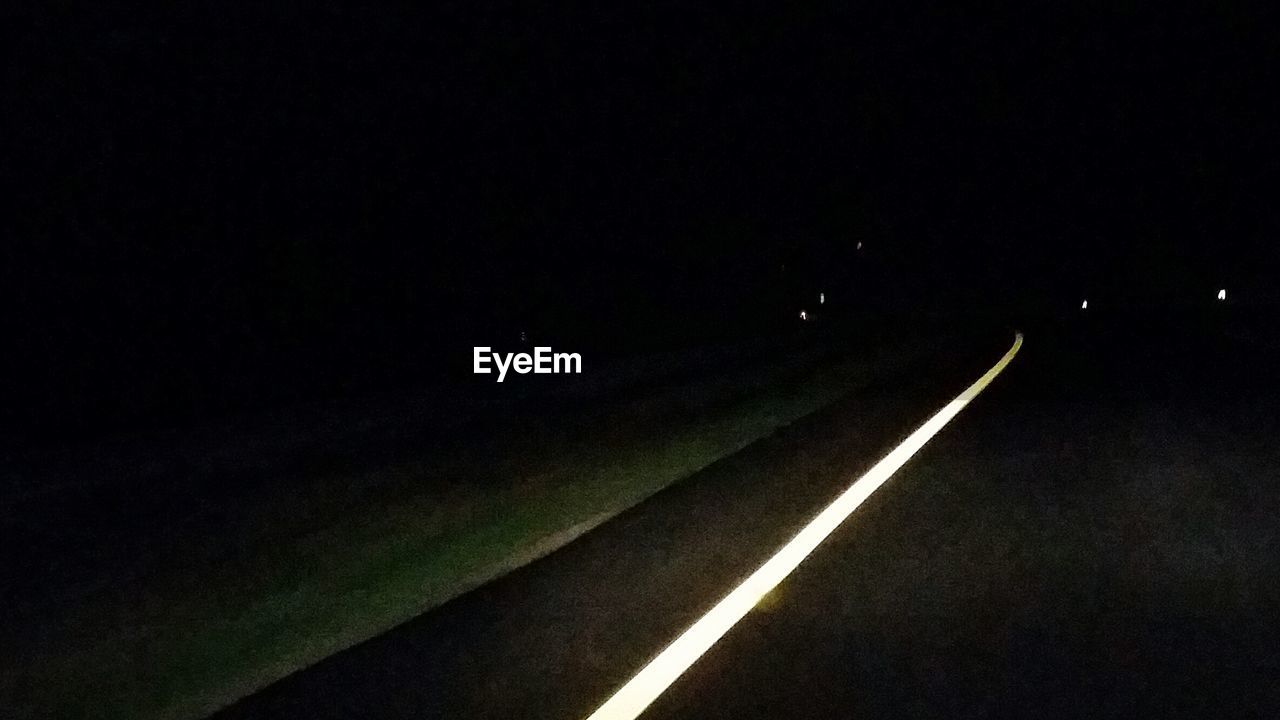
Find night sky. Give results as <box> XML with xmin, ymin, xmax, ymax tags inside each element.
<box><xmin>4</xmin><ymin>2</ymin><xmax>1279</xmax><ymax>441</ymax></box>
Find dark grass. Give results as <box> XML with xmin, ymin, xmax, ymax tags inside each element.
<box><xmin>2</xmin><ymin>329</ymin><xmax>936</xmax><ymax>720</ymax></box>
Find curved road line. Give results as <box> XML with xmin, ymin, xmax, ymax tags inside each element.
<box><xmin>585</xmin><ymin>332</ymin><xmax>1024</xmax><ymax>720</ymax></box>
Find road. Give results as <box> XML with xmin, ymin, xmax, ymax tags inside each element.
<box><xmin>214</xmin><ymin>315</ymin><xmax>1280</xmax><ymax>719</ymax></box>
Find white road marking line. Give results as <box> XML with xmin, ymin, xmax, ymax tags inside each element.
<box><xmin>584</xmin><ymin>333</ymin><xmax>1023</xmax><ymax>720</ymax></box>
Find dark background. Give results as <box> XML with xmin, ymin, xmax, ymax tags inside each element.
<box><xmin>3</xmin><ymin>2</ymin><xmax>1278</xmax><ymax>445</ymax></box>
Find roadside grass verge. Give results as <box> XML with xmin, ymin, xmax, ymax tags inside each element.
<box><xmin>6</xmin><ymin>340</ymin><xmax>920</xmax><ymax>720</ymax></box>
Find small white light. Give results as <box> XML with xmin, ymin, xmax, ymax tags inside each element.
<box><xmin>799</xmin><ymin>310</ymin><xmax>808</xmax><ymax>321</ymax></box>
<box><xmin>1217</xmin><ymin>288</ymin><xmax>1226</xmax><ymax>301</ymax></box>
<box><xmin>819</xmin><ymin>292</ymin><xmax>825</xmax><ymax>305</ymax></box>
<box><xmin>1081</xmin><ymin>299</ymin><xmax>1088</xmax><ymax>310</ymax></box>
<box><xmin>856</xmin><ymin>241</ymin><xmax>863</xmax><ymax>250</ymax></box>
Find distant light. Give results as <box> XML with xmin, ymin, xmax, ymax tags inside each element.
<box><xmin>856</xmin><ymin>241</ymin><xmax>863</xmax><ymax>250</ymax></box>
<box><xmin>1217</xmin><ymin>288</ymin><xmax>1226</xmax><ymax>301</ymax></box>
<box><xmin>799</xmin><ymin>310</ymin><xmax>808</xmax><ymax>321</ymax></box>
<box><xmin>1081</xmin><ymin>299</ymin><xmax>1088</xmax><ymax>310</ymax></box>
<box><xmin>519</xmin><ymin>330</ymin><xmax>528</xmax><ymax>342</ymax></box>
<box><xmin>819</xmin><ymin>292</ymin><xmax>825</xmax><ymax>305</ymax></box>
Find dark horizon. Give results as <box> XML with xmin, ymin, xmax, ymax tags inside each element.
<box><xmin>4</xmin><ymin>3</ymin><xmax>1279</xmax><ymax>442</ymax></box>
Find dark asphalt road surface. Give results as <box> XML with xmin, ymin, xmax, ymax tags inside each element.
<box><xmin>215</xmin><ymin>315</ymin><xmax>1280</xmax><ymax>720</ymax></box>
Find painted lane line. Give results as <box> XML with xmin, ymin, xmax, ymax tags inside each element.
<box><xmin>584</xmin><ymin>333</ymin><xmax>1023</xmax><ymax>720</ymax></box>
